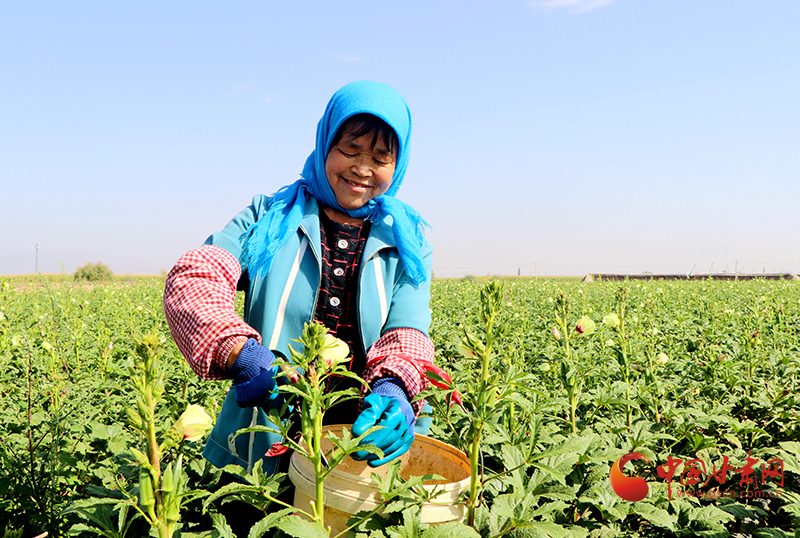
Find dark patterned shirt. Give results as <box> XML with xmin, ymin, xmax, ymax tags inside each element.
<box><xmin>313</xmin><ymin>209</ymin><xmax>373</xmax><ymax>423</ymax></box>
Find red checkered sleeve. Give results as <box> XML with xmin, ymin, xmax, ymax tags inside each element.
<box><xmin>362</xmin><ymin>327</ymin><xmax>435</xmax><ymax>415</ymax></box>
<box><xmin>163</xmin><ymin>244</ymin><xmax>260</xmax><ymax>380</ymax></box>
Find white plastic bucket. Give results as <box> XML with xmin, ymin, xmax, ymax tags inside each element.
<box><xmin>288</xmin><ymin>425</ymin><xmax>470</xmax><ymax>534</ymax></box>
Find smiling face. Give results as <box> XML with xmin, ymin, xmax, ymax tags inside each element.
<box><xmin>325</xmin><ymin>124</ymin><xmax>398</xmax><ymax>211</ymax></box>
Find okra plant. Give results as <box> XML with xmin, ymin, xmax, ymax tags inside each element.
<box><xmin>126</xmin><ymin>334</ymin><xmax>211</xmax><ymax>537</ymax></box>
<box><xmin>222</xmin><ymin>322</ymin><xmax>437</xmax><ymax>537</ymax></box>
<box><xmin>552</xmin><ymin>290</ymin><xmax>595</xmax><ymax>434</ymax></box>
<box><xmin>426</xmin><ymin>281</ymin><xmax>537</xmax><ymax>528</ymax></box>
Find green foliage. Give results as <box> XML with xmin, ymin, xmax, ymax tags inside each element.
<box><xmin>1</xmin><ymin>277</ymin><xmax>800</xmax><ymax>536</ymax></box>
<box><xmin>427</xmin><ymin>277</ymin><xmax>800</xmax><ymax>537</ymax></box>
<box><xmin>74</xmin><ymin>262</ymin><xmax>114</xmax><ymax>282</ymax></box>
<box><xmin>0</xmin><ymin>278</ymin><xmax>224</xmax><ymax>536</ymax></box>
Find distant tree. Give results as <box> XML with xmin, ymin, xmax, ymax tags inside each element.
<box><xmin>74</xmin><ymin>262</ymin><xmax>114</xmax><ymax>282</ymax></box>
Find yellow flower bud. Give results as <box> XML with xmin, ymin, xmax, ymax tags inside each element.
<box><xmin>456</xmin><ymin>343</ymin><xmax>477</xmax><ymax>358</ymax></box>
<box><xmin>575</xmin><ymin>316</ymin><xmax>596</xmax><ymax>335</ymax></box>
<box><xmin>319</xmin><ymin>334</ymin><xmax>350</xmax><ymax>367</ymax></box>
<box><xmin>603</xmin><ymin>313</ymin><xmax>620</xmax><ymax>329</ymax></box>
<box><xmin>174</xmin><ymin>404</ymin><xmax>212</xmax><ymax>442</ymax></box>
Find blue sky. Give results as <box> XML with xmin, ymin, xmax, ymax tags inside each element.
<box><xmin>2</xmin><ymin>1</ymin><xmax>798</xmax><ymax>277</ymax></box>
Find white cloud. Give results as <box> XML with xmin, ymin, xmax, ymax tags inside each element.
<box><xmin>530</xmin><ymin>0</ymin><xmax>616</xmax><ymax>14</ymax></box>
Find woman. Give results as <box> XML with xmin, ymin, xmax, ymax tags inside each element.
<box><xmin>163</xmin><ymin>81</ymin><xmax>435</xmax><ymax>480</ymax></box>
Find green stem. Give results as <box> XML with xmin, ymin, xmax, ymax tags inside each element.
<box><xmin>313</xmin><ymin>407</ymin><xmax>325</xmax><ymax>528</ymax></box>
<box><xmin>466</xmin><ymin>420</ymin><xmax>483</xmax><ymax>526</ymax></box>
<box><xmin>626</xmin><ymin>381</ymin><xmax>632</xmax><ymax>430</ymax></box>
<box><xmin>569</xmin><ymin>387</ymin><xmax>578</xmax><ymax>435</ymax></box>
<box><xmin>144</xmin><ymin>386</ymin><xmax>168</xmax><ymax>536</ymax></box>
<box><xmin>467</xmin><ymin>339</ymin><xmax>493</xmax><ymax>526</ymax></box>
<box><xmin>559</xmin><ymin>318</ymin><xmax>578</xmax><ymax>433</ymax></box>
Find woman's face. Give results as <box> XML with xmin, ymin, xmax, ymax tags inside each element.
<box><xmin>325</xmin><ymin>129</ymin><xmax>397</xmax><ymax>211</ymax></box>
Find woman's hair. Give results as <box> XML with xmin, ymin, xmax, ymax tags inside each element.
<box><xmin>329</xmin><ymin>113</ymin><xmax>399</xmax><ymax>156</ymax></box>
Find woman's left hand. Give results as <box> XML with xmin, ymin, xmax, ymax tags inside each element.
<box><xmin>352</xmin><ymin>391</ymin><xmax>415</xmax><ymax>467</ymax></box>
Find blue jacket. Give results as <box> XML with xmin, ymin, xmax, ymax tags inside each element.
<box><xmin>202</xmin><ymin>194</ymin><xmax>433</xmax><ymax>473</ymax></box>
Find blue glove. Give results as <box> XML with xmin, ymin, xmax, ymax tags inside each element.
<box><xmin>352</xmin><ymin>378</ymin><xmax>415</xmax><ymax>467</ymax></box>
<box><xmin>228</xmin><ymin>339</ymin><xmax>282</xmax><ymax>409</ymax></box>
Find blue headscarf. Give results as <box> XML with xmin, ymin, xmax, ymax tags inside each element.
<box><xmin>241</xmin><ymin>81</ymin><xmax>429</xmax><ymax>285</ymax></box>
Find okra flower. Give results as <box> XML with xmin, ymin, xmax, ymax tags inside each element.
<box><xmin>174</xmin><ymin>404</ymin><xmax>213</xmax><ymax>442</ymax></box>
<box><xmin>457</xmin><ymin>343</ymin><xmax>477</xmax><ymax>358</ymax></box>
<box><xmin>575</xmin><ymin>315</ymin><xmax>596</xmax><ymax>335</ymax></box>
<box><xmin>320</xmin><ymin>334</ymin><xmax>350</xmax><ymax>367</ymax></box>
<box><xmin>603</xmin><ymin>313</ymin><xmax>620</xmax><ymax>329</ymax></box>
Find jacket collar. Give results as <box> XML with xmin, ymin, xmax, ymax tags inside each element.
<box><xmin>299</xmin><ymin>197</ymin><xmax>396</xmax><ymax>264</ymax></box>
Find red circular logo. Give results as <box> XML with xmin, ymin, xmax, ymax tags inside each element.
<box><xmin>609</xmin><ymin>452</ymin><xmax>651</xmax><ymax>502</ymax></box>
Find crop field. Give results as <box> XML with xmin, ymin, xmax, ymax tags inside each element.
<box><xmin>1</xmin><ymin>275</ymin><xmax>800</xmax><ymax>537</ymax></box>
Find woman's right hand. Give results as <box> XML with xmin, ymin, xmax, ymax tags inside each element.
<box><xmin>227</xmin><ymin>338</ymin><xmax>283</xmax><ymax>409</ymax></box>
